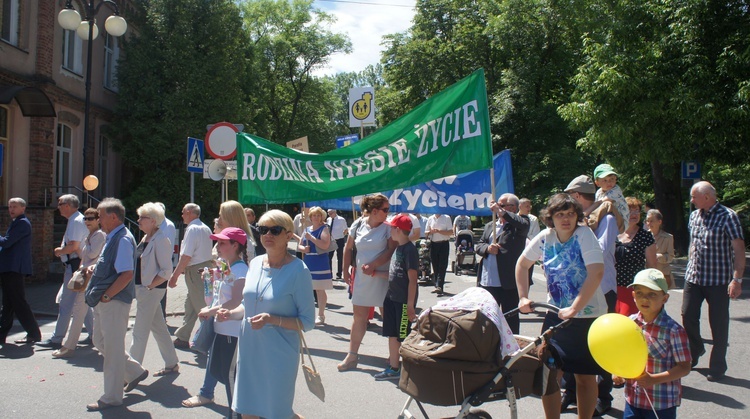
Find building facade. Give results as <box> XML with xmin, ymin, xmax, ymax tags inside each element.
<box><xmin>0</xmin><ymin>0</ymin><xmax>129</xmax><ymax>280</ymax></box>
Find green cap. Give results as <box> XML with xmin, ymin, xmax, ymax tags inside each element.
<box><xmin>594</xmin><ymin>163</ymin><xmax>618</xmax><ymax>180</ymax></box>
<box><xmin>629</xmin><ymin>268</ymin><xmax>668</xmax><ymax>293</ymax></box>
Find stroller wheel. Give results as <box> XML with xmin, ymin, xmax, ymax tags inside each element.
<box><xmin>466</xmin><ymin>409</ymin><xmax>492</xmax><ymax>419</ymax></box>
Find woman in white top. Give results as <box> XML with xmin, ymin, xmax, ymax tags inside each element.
<box><xmin>52</xmin><ymin>208</ymin><xmax>105</xmax><ymax>358</ymax></box>
<box><xmin>515</xmin><ymin>193</ymin><xmax>606</xmax><ymax>419</ymax></box>
<box><xmin>338</xmin><ymin>194</ymin><xmax>398</xmax><ymax>371</ymax></box>
<box><xmin>127</xmin><ymin>203</ymin><xmax>179</xmax><ymax>376</ymax></box>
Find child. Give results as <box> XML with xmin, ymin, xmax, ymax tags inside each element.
<box><xmin>374</xmin><ymin>214</ymin><xmax>419</xmax><ymax>381</ymax></box>
<box><xmin>594</xmin><ymin>163</ymin><xmax>630</xmax><ymax>230</ymax></box>
<box><xmin>613</xmin><ymin>268</ymin><xmax>692</xmax><ymax>419</ymax></box>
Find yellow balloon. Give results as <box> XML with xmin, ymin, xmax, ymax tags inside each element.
<box><xmin>587</xmin><ymin>313</ymin><xmax>648</xmax><ymax>379</ymax></box>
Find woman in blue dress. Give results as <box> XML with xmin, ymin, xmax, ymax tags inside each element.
<box><xmin>219</xmin><ymin>210</ymin><xmax>315</xmax><ymax>419</ymax></box>
<box><xmin>298</xmin><ymin>206</ymin><xmax>332</xmax><ymax>325</ymax></box>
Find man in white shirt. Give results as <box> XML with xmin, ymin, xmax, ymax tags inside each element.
<box><xmin>452</xmin><ymin>214</ymin><xmax>472</xmax><ymax>237</ymax></box>
<box><xmin>326</xmin><ymin>209</ymin><xmax>349</xmax><ymax>279</ymax></box>
<box><xmin>404</xmin><ymin>213</ymin><xmax>421</xmax><ymax>242</ymax></box>
<box><xmin>519</xmin><ymin>198</ymin><xmax>541</xmax><ymax>240</ymax></box>
<box><xmin>168</xmin><ymin>203</ymin><xmax>213</xmax><ymax>347</ymax></box>
<box><xmin>38</xmin><ymin>194</ymin><xmax>92</xmax><ymax>349</ymax></box>
<box><xmin>425</xmin><ymin>213</ymin><xmax>453</xmax><ymax>294</ymax></box>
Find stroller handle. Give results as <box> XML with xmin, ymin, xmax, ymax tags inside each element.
<box><xmin>503</xmin><ymin>302</ymin><xmax>559</xmax><ymax>319</ymax></box>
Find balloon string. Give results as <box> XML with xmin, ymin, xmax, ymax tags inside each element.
<box><xmin>640</xmin><ymin>386</ymin><xmax>660</xmax><ymax>419</ymax></box>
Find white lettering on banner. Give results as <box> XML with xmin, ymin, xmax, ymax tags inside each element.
<box><xmin>243</xmin><ymin>153</ymin><xmax>322</xmax><ymax>183</ymax></box>
<box><xmin>387</xmin><ymin>188</ymin><xmax>492</xmax><ymax>212</ymax></box>
<box><xmin>416</xmin><ymin>100</ymin><xmax>482</xmax><ymax>158</ymax></box>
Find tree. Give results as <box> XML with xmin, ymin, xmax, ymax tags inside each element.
<box><xmin>559</xmin><ymin>0</ymin><xmax>750</xmax><ymax>251</ymax></box>
<box><xmin>241</xmin><ymin>0</ymin><xmax>352</xmax><ymax>151</ymax></box>
<box><xmin>112</xmin><ymin>0</ymin><xmax>250</xmax><ymax>218</ymax></box>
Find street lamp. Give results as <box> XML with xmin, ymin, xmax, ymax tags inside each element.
<box><xmin>57</xmin><ymin>1</ymin><xmax>127</xmax><ymax>180</ymax></box>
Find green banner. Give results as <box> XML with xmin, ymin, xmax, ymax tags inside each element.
<box><xmin>237</xmin><ymin>69</ymin><xmax>493</xmax><ymax>204</ymax></box>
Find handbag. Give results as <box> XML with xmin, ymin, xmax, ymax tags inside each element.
<box><xmin>190</xmin><ymin>317</ymin><xmax>216</xmax><ymax>355</ymax></box>
<box><xmin>297</xmin><ymin>319</ymin><xmax>325</xmax><ymax>402</ymax></box>
<box><xmin>67</xmin><ymin>267</ymin><xmax>90</xmax><ymax>292</ymax></box>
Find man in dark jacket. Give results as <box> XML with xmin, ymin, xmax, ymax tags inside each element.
<box><xmin>0</xmin><ymin>198</ymin><xmax>42</xmax><ymax>345</ymax></box>
<box><xmin>476</xmin><ymin>193</ymin><xmax>530</xmax><ymax>334</ymax></box>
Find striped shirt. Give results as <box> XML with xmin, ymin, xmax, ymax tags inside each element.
<box><xmin>626</xmin><ymin>309</ymin><xmax>691</xmax><ymax>410</ymax></box>
<box><xmin>684</xmin><ymin>202</ymin><xmax>744</xmax><ymax>286</ymax></box>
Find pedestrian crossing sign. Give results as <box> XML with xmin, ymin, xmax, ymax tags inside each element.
<box><xmin>187</xmin><ymin>137</ymin><xmax>204</xmax><ymax>173</ymax></box>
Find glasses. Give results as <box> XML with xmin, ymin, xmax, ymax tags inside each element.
<box><xmin>138</xmin><ymin>216</ymin><xmax>152</xmax><ymax>222</ymax></box>
<box><xmin>258</xmin><ymin>225</ymin><xmax>285</xmax><ymax>236</ymax></box>
<box><xmin>83</xmin><ymin>217</ymin><xmax>98</xmax><ymax>221</ymax></box>
<box><xmin>378</xmin><ymin>206</ymin><xmax>390</xmax><ymax>213</ymax></box>
<box><xmin>498</xmin><ymin>203</ymin><xmax>515</xmax><ymax>208</ymax></box>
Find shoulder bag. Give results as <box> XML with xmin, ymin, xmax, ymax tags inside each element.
<box><xmin>297</xmin><ymin>319</ymin><xmax>325</xmax><ymax>402</ymax></box>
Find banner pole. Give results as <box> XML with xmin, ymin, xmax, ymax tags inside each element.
<box><xmin>490</xmin><ymin>167</ymin><xmax>497</xmax><ymax>242</ymax></box>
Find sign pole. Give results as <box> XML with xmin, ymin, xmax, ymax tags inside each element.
<box><xmin>190</xmin><ymin>172</ymin><xmax>195</xmax><ymax>203</ymax></box>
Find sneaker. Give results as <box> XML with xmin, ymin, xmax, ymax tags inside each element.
<box><xmin>374</xmin><ymin>366</ymin><xmax>401</xmax><ymax>381</ymax></box>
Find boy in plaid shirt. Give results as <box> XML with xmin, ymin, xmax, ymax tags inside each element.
<box><xmin>613</xmin><ymin>269</ymin><xmax>692</xmax><ymax>419</ymax></box>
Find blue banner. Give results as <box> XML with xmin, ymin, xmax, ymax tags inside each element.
<box><xmin>307</xmin><ymin>150</ymin><xmax>513</xmax><ymax>216</ymax></box>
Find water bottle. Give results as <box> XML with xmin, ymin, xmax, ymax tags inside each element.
<box><xmin>202</xmin><ymin>268</ymin><xmax>213</xmax><ymax>305</ymax></box>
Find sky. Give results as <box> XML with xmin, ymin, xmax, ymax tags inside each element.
<box><xmin>312</xmin><ymin>0</ymin><xmax>417</xmax><ymax>76</ymax></box>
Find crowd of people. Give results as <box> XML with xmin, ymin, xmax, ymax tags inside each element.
<box><xmin>0</xmin><ymin>163</ymin><xmax>744</xmax><ymax>418</ymax></box>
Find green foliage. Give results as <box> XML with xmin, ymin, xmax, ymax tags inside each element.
<box><xmin>240</xmin><ymin>0</ymin><xmax>352</xmax><ymax>151</ymax></box>
<box><xmin>112</xmin><ymin>0</ymin><xmax>250</xmax><ymax>219</ymax></box>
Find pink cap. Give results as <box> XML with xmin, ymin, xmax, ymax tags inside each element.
<box><xmin>210</xmin><ymin>227</ymin><xmax>247</xmax><ymax>245</ymax></box>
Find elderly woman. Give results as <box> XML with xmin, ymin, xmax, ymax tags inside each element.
<box><xmin>219</xmin><ymin>210</ymin><xmax>314</xmax><ymax>419</ymax></box>
<box><xmin>338</xmin><ymin>194</ymin><xmax>398</xmax><ymax>371</ymax></box>
<box><xmin>615</xmin><ymin>197</ymin><xmax>657</xmax><ymax>315</ymax></box>
<box><xmin>298</xmin><ymin>206</ymin><xmax>332</xmax><ymax>325</ymax></box>
<box><xmin>126</xmin><ymin>203</ymin><xmax>180</xmax><ymax>376</ymax></box>
<box><xmin>645</xmin><ymin>209</ymin><xmax>675</xmax><ymax>289</ymax></box>
<box><xmin>52</xmin><ymin>208</ymin><xmax>106</xmax><ymax>358</ymax></box>
<box><xmin>516</xmin><ymin>193</ymin><xmax>607</xmax><ymax>419</ymax></box>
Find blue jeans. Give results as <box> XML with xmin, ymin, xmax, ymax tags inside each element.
<box><xmin>624</xmin><ymin>402</ymin><xmax>676</xmax><ymax>419</ymax></box>
<box><xmin>199</xmin><ymin>368</ymin><xmax>218</xmax><ymax>399</ymax></box>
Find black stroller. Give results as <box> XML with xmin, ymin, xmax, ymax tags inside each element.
<box><xmin>398</xmin><ymin>297</ymin><xmax>568</xmax><ymax>419</ymax></box>
<box><xmin>452</xmin><ymin>229</ymin><xmax>477</xmax><ymax>276</ymax></box>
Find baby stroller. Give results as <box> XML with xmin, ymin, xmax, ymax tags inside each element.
<box><xmin>452</xmin><ymin>229</ymin><xmax>477</xmax><ymax>276</ymax></box>
<box><xmin>416</xmin><ymin>239</ymin><xmax>432</xmax><ymax>283</ymax></box>
<box><xmin>397</xmin><ymin>289</ymin><xmax>568</xmax><ymax>419</ymax></box>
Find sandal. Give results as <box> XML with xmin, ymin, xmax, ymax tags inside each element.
<box><xmin>153</xmin><ymin>364</ymin><xmax>180</xmax><ymax>376</ymax></box>
<box><xmin>182</xmin><ymin>394</ymin><xmax>213</xmax><ymax>408</ymax></box>
<box><xmin>337</xmin><ymin>352</ymin><xmax>359</xmax><ymax>372</ymax></box>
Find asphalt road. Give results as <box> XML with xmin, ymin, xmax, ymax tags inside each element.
<box><xmin>1</xmin><ymin>252</ymin><xmax>748</xmax><ymax>418</ymax></box>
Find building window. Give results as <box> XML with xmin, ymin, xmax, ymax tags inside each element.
<box><xmin>1</xmin><ymin>0</ymin><xmax>19</xmax><ymax>46</ymax></box>
<box><xmin>103</xmin><ymin>34</ymin><xmax>119</xmax><ymax>90</ymax></box>
<box><xmin>0</xmin><ymin>106</ymin><xmax>8</xmax><ymax>202</ymax></box>
<box><xmin>55</xmin><ymin>123</ymin><xmax>73</xmax><ymax>189</ymax></box>
<box><xmin>62</xmin><ymin>28</ymin><xmax>83</xmax><ymax>74</ymax></box>
<box><xmin>98</xmin><ymin>135</ymin><xmax>109</xmax><ymax>196</ymax></box>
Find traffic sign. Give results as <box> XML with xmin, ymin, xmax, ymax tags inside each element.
<box><xmin>187</xmin><ymin>137</ymin><xmax>204</xmax><ymax>173</ymax></box>
<box><xmin>681</xmin><ymin>160</ymin><xmax>701</xmax><ymax>179</ymax></box>
<box><xmin>205</xmin><ymin>121</ymin><xmax>239</xmax><ymax>160</ymax></box>
<box><xmin>335</xmin><ymin>134</ymin><xmax>359</xmax><ymax>149</ymax></box>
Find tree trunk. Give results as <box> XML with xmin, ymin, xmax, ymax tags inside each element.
<box><xmin>651</xmin><ymin>160</ymin><xmax>688</xmax><ymax>255</ymax></box>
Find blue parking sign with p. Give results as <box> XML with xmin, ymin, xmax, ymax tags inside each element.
<box><xmin>187</xmin><ymin>137</ymin><xmax>204</xmax><ymax>173</ymax></box>
<box><xmin>681</xmin><ymin>160</ymin><xmax>700</xmax><ymax>179</ymax></box>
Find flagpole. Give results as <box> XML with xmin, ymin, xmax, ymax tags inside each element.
<box><xmin>490</xmin><ymin>167</ymin><xmax>497</xmax><ymax>242</ymax></box>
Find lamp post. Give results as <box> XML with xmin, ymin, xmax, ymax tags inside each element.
<box><xmin>57</xmin><ymin>1</ymin><xmax>127</xmax><ymax>179</ymax></box>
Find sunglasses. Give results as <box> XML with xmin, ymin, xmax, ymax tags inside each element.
<box><xmin>258</xmin><ymin>225</ymin><xmax>286</xmax><ymax>236</ymax></box>
<box><xmin>83</xmin><ymin>217</ymin><xmax>98</xmax><ymax>221</ymax></box>
<box><xmin>378</xmin><ymin>206</ymin><xmax>390</xmax><ymax>213</ymax></box>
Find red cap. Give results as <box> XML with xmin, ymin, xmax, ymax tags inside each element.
<box><xmin>386</xmin><ymin>214</ymin><xmax>413</xmax><ymax>231</ymax></box>
<box><xmin>210</xmin><ymin>227</ymin><xmax>247</xmax><ymax>245</ymax></box>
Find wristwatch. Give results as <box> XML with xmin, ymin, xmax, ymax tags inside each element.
<box><xmin>102</xmin><ymin>294</ymin><xmax>111</xmax><ymax>301</ymax></box>
<box><xmin>732</xmin><ymin>278</ymin><xmax>743</xmax><ymax>284</ymax></box>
